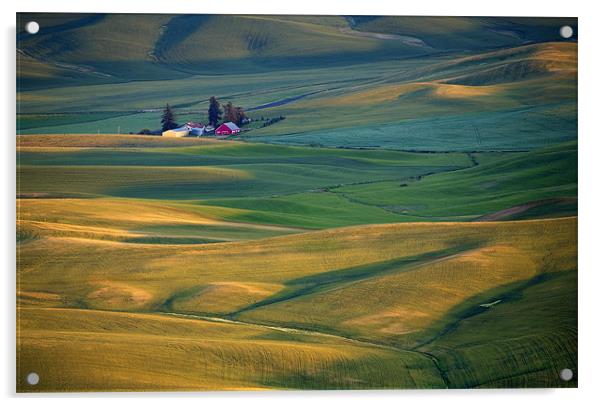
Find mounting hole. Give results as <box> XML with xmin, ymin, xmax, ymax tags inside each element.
<box><xmin>25</xmin><ymin>21</ymin><xmax>39</xmax><ymax>35</ymax></box>
<box><xmin>559</xmin><ymin>25</ymin><xmax>573</xmax><ymax>39</ymax></box>
<box><xmin>559</xmin><ymin>368</ymin><xmax>573</xmax><ymax>381</ymax></box>
<box><xmin>26</xmin><ymin>372</ymin><xmax>39</xmax><ymax>385</ymax></box>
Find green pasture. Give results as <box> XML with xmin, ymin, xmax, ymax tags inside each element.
<box><xmin>331</xmin><ymin>141</ymin><xmax>577</xmax><ymax>220</ymax></box>
<box><xmin>252</xmin><ymin>103</ymin><xmax>576</xmax><ymax>152</ymax></box>
<box><xmin>18</xmin><ymin>138</ymin><xmax>576</xmax><ymax>225</ymax></box>
<box><xmin>17</xmin><ymin>141</ymin><xmax>472</xmax><ymax>201</ymax></box>
<box><xmin>17</xmin><ymin>41</ymin><xmax>577</xmax><ymax>154</ymax></box>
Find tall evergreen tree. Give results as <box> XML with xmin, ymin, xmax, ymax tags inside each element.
<box><xmin>208</xmin><ymin>97</ymin><xmax>222</xmax><ymax>126</ymax></box>
<box><xmin>161</xmin><ymin>104</ymin><xmax>178</xmax><ymax>132</ymax></box>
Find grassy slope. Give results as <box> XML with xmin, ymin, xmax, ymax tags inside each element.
<box><xmin>17</xmin><ymin>217</ymin><xmax>576</xmax><ymax>389</ymax></box>
<box><xmin>17</xmin><ymin>136</ymin><xmax>475</xmax><ymax>227</ymax></box>
<box><xmin>18</xmin><ymin>308</ymin><xmax>443</xmax><ymax>391</ymax></box>
<box><xmin>15</xmin><ymin>14</ymin><xmax>578</xmax><ymax>389</ymax></box>
<box><xmin>17</xmin><ymin>14</ymin><xmax>576</xmax><ymax>85</ymax></box>
<box><xmin>17</xmin><ymin>13</ymin><xmax>181</xmax><ymax>86</ymax></box>
<box><xmin>16</xmin><ymin>135</ymin><xmax>577</xmax><ymax>389</ymax></box>
<box><xmin>16</xmin><ymin>135</ymin><xmax>470</xmax><ymax>244</ymax></box>
<box><xmin>17</xmin><ymin>15</ymin><xmax>577</xmax><ymax>154</ymax></box>
<box><xmin>18</xmin><ymin>42</ymin><xmax>576</xmax><ymax>151</ymax></box>
<box><xmin>248</xmin><ymin>42</ymin><xmax>577</xmax><ymax>151</ymax></box>
<box><xmin>17</xmin><ymin>198</ymin><xmax>303</xmax><ymax>244</ymax></box>
<box><xmin>16</xmin><ymin>13</ymin><xmax>423</xmax><ymax>87</ymax></box>
<box><xmin>153</xmin><ymin>15</ymin><xmax>424</xmax><ymax>73</ymax></box>
<box><xmin>17</xmin><ymin>136</ymin><xmax>576</xmax><ymax>226</ymax></box>
<box><xmin>333</xmin><ymin>141</ymin><xmax>577</xmax><ymax>221</ymax></box>
<box><xmin>232</xmin><ymin>219</ymin><xmax>576</xmax><ymax>341</ymax></box>
<box><xmin>16</xmin><ymin>133</ymin><xmax>221</xmax><ymax>148</ymax></box>
<box><xmin>420</xmin><ymin>269</ymin><xmax>577</xmax><ymax>388</ymax></box>
<box><xmin>17</xmin><ymin>63</ymin><xmax>376</xmax><ymax>113</ymax></box>
<box><xmin>17</xmin><ymin>213</ymin><xmax>574</xmax><ymax>316</ymax></box>
<box><xmin>350</xmin><ymin>16</ymin><xmax>577</xmax><ymax>51</ymax></box>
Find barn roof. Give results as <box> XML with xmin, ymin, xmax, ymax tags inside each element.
<box><xmin>221</xmin><ymin>122</ymin><xmax>240</xmax><ymax>131</ymax></box>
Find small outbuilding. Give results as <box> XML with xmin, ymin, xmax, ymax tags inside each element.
<box><xmin>162</xmin><ymin>127</ymin><xmax>190</xmax><ymax>137</ymax></box>
<box><xmin>185</xmin><ymin>122</ymin><xmax>205</xmax><ymax>136</ymax></box>
<box><xmin>204</xmin><ymin>125</ymin><xmax>215</xmax><ymax>135</ymax></box>
<box><xmin>215</xmin><ymin>122</ymin><xmax>241</xmax><ymax>136</ymax></box>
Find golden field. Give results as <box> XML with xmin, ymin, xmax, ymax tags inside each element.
<box><xmin>17</xmin><ymin>197</ymin><xmax>577</xmax><ymax>389</ymax></box>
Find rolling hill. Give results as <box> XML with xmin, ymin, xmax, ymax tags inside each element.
<box><xmin>18</xmin><ymin>307</ymin><xmax>445</xmax><ymax>391</ymax></box>
<box><xmin>16</xmin><ymin>14</ymin><xmax>578</xmax><ymax>391</ymax></box>
<box><xmin>247</xmin><ymin>41</ymin><xmax>577</xmax><ymax>150</ymax></box>
<box><xmin>18</xmin><ymin>29</ymin><xmax>577</xmax><ymax>152</ymax></box>
<box><xmin>17</xmin><ymin>15</ymin><xmax>576</xmax><ymax>83</ymax></box>
<box><xmin>17</xmin><ymin>14</ymin><xmax>577</xmax><ymax>87</ymax></box>
<box><xmin>17</xmin><ymin>213</ymin><xmax>577</xmax><ymax>390</ymax></box>
<box><xmin>332</xmin><ymin>141</ymin><xmax>577</xmax><ymax>221</ymax></box>
<box><xmin>17</xmin><ymin>135</ymin><xmax>576</xmax><ymax>225</ymax></box>
<box><xmin>16</xmin><ymin>135</ymin><xmax>577</xmax><ymax>390</ymax></box>
<box><xmin>17</xmin><ymin>13</ymin><xmax>424</xmax><ymax>88</ymax></box>
<box><xmin>349</xmin><ymin>16</ymin><xmax>577</xmax><ymax>51</ymax></box>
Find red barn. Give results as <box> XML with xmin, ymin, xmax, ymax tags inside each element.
<box><xmin>215</xmin><ymin>122</ymin><xmax>241</xmax><ymax>135</ymax></box>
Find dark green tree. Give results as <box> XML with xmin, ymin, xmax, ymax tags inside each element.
<box><xmin>160</xmin><ymin>104</ymin><xmax>178</xmax><ymax>132</ymax></box>
<box><xmin>208</xmin><ymin>96</ymin><xmax>222</xmax><ymax>126</ymax></box>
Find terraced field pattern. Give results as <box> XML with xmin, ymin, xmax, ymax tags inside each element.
<box><xmin>17</xmin><ymin>14</ymin><xmax>577</xmax><ymax>391</ymax></box>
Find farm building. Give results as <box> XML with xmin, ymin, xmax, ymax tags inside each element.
<box><xmin>204</xmin><ymin>125</ymin><xmax>215</xmax><ymax>135</ymax></box>
<box><xmin>185</xmin><ymin>122</ymin><xmax>205</xmax><ymax>136</ymax></box>
<box><xmin>215</xmin><ymin>122</ymin><xmax>240</xmax><ymax>135</ymax></box>
<box><xmin>162</xmin><ymin>127</ymin><xmax>189</xmax><ymax>137</ymax></box>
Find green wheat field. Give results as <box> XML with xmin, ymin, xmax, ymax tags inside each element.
<box><xmin>16</xmin><ymin>14</ymin><xmax>577</xmax><ymax>391</ymax></box>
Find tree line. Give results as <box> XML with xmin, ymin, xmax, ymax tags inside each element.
<box><xmin>160</xmin><ymin>97</ymin><xmax>248</xmax><ymax>132</ymax></box>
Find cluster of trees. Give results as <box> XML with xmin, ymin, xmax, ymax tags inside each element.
<box><xmin>224</xmin><ymin>102</ymin><xmax>248</xmax><ymax>126</ymax></box>
<box><xmin>158</xmin><ymin>98</ymin><xmax>249</xmax><ymax>133</ymax></box>
<box><xmin>208</xmin><ymin>97</ymin><xmax>248</xmax><ymax>126</ymax></box>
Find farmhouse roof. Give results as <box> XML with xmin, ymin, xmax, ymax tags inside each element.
<box><xmin>185</xmin><ymin>122</ymin><xmax>204</xmax><ymax>128</ymax></box>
